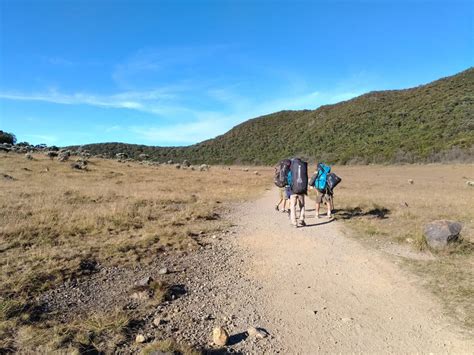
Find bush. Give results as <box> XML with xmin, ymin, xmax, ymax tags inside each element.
<box><xmin>0</xmin><ymin>131</ymin><xmax>16</xmax><ymax>145</ymax></box>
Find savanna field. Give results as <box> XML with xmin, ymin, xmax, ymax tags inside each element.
<box><xmin>1</xmin><ymin>152</ymin><xmax>473</xmax><ymax>352</ymax></box>
<box><xmin>0</xmin><ymin>152</ymin><xmax>270</xmax><ymax>353</ymax></box>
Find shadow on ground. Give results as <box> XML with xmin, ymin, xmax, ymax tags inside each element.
<box><xmin>335</xmin><ymin>207</ymin><xmax>390</xmax><ymax>220</ymax></box>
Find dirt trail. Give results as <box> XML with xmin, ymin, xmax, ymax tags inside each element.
<box><xmin>230</xmin><ymin>188</ymin><xmax>472</xmax><ymax>354</ymax></box>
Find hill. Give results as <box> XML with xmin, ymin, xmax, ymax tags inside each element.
<box><xmin>76</xmin><ymin>68</ymin><xmax>474</xmax><ymax>165</ymax></box>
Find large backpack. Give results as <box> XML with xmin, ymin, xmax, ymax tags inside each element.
<box><xmin>314</xmin><ymin>163</ymin><xmax>331</xmax><ymax>192</ymax></box>
<box><xmin>290</xmin><ymin>158</ymin><xmax>308</xmax><ymax>194</ymax></box>
<box><xmin>274</xmin><ymin>159</ymin><xmax>291</xmax><ymax>187</ymax></box>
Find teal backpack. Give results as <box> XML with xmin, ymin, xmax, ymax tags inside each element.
<box><xmin>315</xmin><ymin>163</ymin><xmax>331</xmax><ymax>192</ymax></box>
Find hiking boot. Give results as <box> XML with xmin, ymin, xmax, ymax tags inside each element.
<box><xmin>299</xmin><ymin>221</ymin><xmax>306</xmax><ymax>227</ymax></box>
<box><xmin>275</xmin><ymin>205</ymin><xmax>279</xmax><ymax>211</ymax></box>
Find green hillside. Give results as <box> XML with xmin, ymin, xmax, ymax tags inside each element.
<box><xmin>77</xmin><ymin>68</ymin><xmax>474</xmax><ymax>165</ymax></box>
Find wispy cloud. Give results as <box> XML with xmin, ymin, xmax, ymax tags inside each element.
<box><xmin>0</xmin><ymin>88</ymin><xmax>177</xmax><ymax>112</ymax></box>
<box><xmin>0</xmin><ymin>85</ymin><xmax>362</xmax><ymax>145</ymax></box>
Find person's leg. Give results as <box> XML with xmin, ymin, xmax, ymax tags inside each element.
<box><xmin>290</xmin><ymin>194</ymin><xmax>297</xmax><ymax>226</ymax></box>
<box><xmin>299</xmin><ymin>195</ymin><xmax>306</xmax><ymax>225</ymax></box>
<box><xmin>326</xmin><ymin>199</ymin><xmax>332</xmax><ymax>218</ymax></box>
<box><xmin>315</xmin><ymin>192</ymin><xmax>322</xmax><ymax>219</ymax></box>
<box><xmin>282</xmin><ymin>198</ymin><xmax>287</xmax><ymax>212</ymax></box>
<box><xmin>275</xmin><ymin>198</ymin><xmax>282</xmax><ymax>211</ymax></box>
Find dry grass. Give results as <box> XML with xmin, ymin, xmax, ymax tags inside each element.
<box><xmin>142</xmin><ymin>339</ymin><xmax>201</xmax><ymax>355</ymax></box>
<box><xmin>0</xmin><ymin>153</ymin><xmax>270</xmax><ymax>352</ymax></box>
<box><xmin>322</xmin><ymin>164</ymin><xmax>474</xmax><ymax>329</ymax></box>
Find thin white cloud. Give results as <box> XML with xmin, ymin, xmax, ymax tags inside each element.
<box><xmin>0</xmin><ymin>89</ymin><xmax>177</xmax><ymax>112</ymax></box>
<box><xmin>0</xmin><ymin>85</ymin><xmax>363</xmax><ymax>145</ymax></box>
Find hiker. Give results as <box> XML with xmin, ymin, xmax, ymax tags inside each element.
<box><xmin>310</xmin><ymin>163</ymin><xmax>341</xmax><ymax>219</ymax></box>
<box><xmin>288</xmin><ymin>158</ymin><xmax>308</xmax><ymax>227</ymax></box>
<box><xmin>274</xmin><ymin>159</ymin><xmax>291</xmax><ymax>212</ymax></box>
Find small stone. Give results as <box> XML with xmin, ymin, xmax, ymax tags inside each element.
<box><xmin>130</xmin><ymin>290</ymin><xmax>150</xmax><ymax>300</ymax></box>
<box><xmin>341</xmin><ymin>317</ymin><xmax>353</xmax><ymax>323</ymax></box>
<box><xmin>152</xmin><ymin>317</ymin><xmax>164</xmax><ymax>327</ymax></box>
<box><xmin>247</xmin><ymin>326</ymin><xmax>268</xmax><ymax>339</ymax></box>
<box><xmin>158</xmin><ymin>267</ymin><xmax>168</xmax><ymax>275</ymax></box>
<box><xmin>136</xmin><ymin>275</ymin><xmax>153</xmax><ymax>287</ymax></box>
<box><xmin>212</xmin><ymin>326</ymin><xmax>229</xmax><ymax>347</ymax></box>
<box><xmin>408</xmin><ymin>179</ymin><xmax>414</xmax><ymax>184</ymax></box>
<box><xmin>135</xmin><ymin>334</ymin><xmax>146</xmax><ymax>343</ymax></box>
<box><xmin>466</xmin><ymin>181</ymin><xmax>474</xmax><ymax>187</ymax></box>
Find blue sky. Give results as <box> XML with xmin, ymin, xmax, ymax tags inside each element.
<box><xmin>0</xmin><ymin>0</ymin><xmax>472</xmax><ymax>146</ymax></box>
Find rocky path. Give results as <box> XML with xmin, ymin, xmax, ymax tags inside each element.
<box><xmin>41</xmin><ymin>188</ymin><xmax>473</xmax><ymax>353</ymax></box>
<box><xmin>223</xmin><ymin>188</ymin><xmax>473</xmax><ymax>354</ymax></box>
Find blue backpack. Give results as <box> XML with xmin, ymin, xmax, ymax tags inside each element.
<box><xmin>314</xmin><ymin>163</ymin><xmax>331</xmax><ymax>192</ymax></box>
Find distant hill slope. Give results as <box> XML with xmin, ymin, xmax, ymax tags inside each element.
<box><xmin>77</xmin><ymin>68</ymin><xmax>474</xmax><ymax>165</ymax></box>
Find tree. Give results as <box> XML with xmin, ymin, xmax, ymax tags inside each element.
<box><xmin>0</xmin><ymin>131</ymin><xmax>16</xmax><ymax>144</ymax></box>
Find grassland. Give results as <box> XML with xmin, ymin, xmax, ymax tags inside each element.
<box><xmin>1</xmin><ymin>153</ymin><xmax>473</xmax><ymax>352</ymax></box>
<box><xmin>0</xmin><ymin>153</ymin><xmax>269</xmax><ymax>353</ymax></box>
<box><xmin>319</xmin><ymin>164</ymin><xmax>474</xmax><ymax>329</ymax></box>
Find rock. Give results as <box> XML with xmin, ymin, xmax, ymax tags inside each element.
<box><xmin>200</xmin><ymin>164</ymin><xmax>209</xmax><ymax>172</ymax></box>
<box><xmin>25</xmin><ymin>152</ymin><xmax>33</xmax><ymax>160</ymax></box>
<box><xmin>158</xmin><ymin>267</ymin><xmax>168</xmax><ymax>275</ymax></box>
<box><xmin>138</xmin><ymin>153</ymin><xmax>150</xmax><ymax>161</ymax></box>
<box><xmin>423</xmin><ymin>220</ymin><xmax>462</xmax><ymax>249</ymax></box>
<box><xmin>212</xmin><ymin>326</ymin><xmax>229</xmax><ymax>347</ymax></box>
<box><xmin>167</xmin><ymin>160</ymin><xmax>173</xmax><ymax>165</ymax></box>
<box><xmin>135</xmin><ymin>334</ymin><xmax>146</xmax><ymax>343</ymax></box>
<box><xmin>243</xmin><ymin>168</ymin><xmax>249</xmax><ymax>172</ymax></box>
<box><xmin>247</xmin><ymin>327</ymin><xmax>268</xmax><ymax>339</ymax></box>
<box><xmin>182</xmin><ymin>160</ymin><xmax>191</xmax><ymax>167</ymax></box>
<box><xmin>71</xmin><ymin>161</ymin><xmax>87</xmax><ymax>170</ymax></box>
<box><xmin>136</xmin><ymin>275</ymin><xmax>153</xmax><ymax>287</ymax></box>
<box><xmin>152</xmin><ymin>317</ymin><xmax>165</xmax><ymax>327</ymax></box>
<box><xmin>408</xmin><ymin>179</ymin><xmax>414</xmax><ymax>184</ymax></box>
<box><xmin>131</xmin><ymin>290</ymin><xmax>150</xmax><ymax>301</ymax></box>
<box><xmin>467</xmin><ymin>181</ymin><xmax>474</xmax><ymax>187</ymax></box>
<box><xmin>58</xmin><ymin>151</ymin><xmax>70</xmax><ymax>162</ymax></box>
<box><xmin>2</xmin><ymin>174</ymin><xmax>15</xmax><ymax>180</ymax></box>
<box><xmin>254</xmin><ymin>171</ymin><xmax>260</xmax><ymax>175</ymax></box>
<box><xmin>116</xmin><ymin>152</ymin><xmax>128</xmax><ymax>160</ymax></box>
<box><xmin>175</xmin><ymin>164</ymin><xmax>181</xmax><ymax>169</ymax></box>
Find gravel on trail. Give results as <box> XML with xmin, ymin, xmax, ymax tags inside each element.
<box><xmin>40</xmin><ymin>188</ymin><xmax>473</xmax><ymax>354</ymax></box>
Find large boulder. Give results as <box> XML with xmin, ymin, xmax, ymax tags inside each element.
<box><xmin>116</xmin><ymin>152</ymin><xmax>128</xmax><ymax>160</ymax></box>
<box><xmin>423</xmin><ymin>220</ymin><xmax>462</xmax><ymax>249</ymax></box>
<box><xmin>58</xmin><ymin>150</ymin><xmax>70</xmax><ymax>162</ymax></box>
